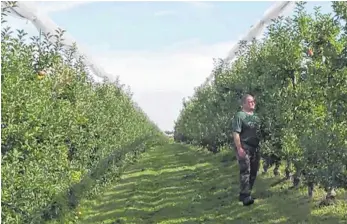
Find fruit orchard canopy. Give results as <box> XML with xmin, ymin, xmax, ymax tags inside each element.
<box><xmin>1</xmin><ymin>1</ymin><xmax>107</xmax><ymax>83</ymax></box>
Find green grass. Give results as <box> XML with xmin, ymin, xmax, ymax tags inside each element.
<box><xmin>69</xmin><ymin>143</ymin><xmax>346</xmax><ymax>224</ymax></box>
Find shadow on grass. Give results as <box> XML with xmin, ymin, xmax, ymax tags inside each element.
<box><xmin>77</xmin><ymin>144</ymin><xmax>238</xmax><ymax>224</ymax></box>
<box><xmin>26</xmin><ymin>135</ymin><xmax>165</xmax><ymax>224</ymax></box>
<box><xmin>269</xmin><ymin>177</ymin><xmax>288</xmax><ymax>187</ymax></box>
<box><xmin>246</xmin><ymin>168</ymin><xmax>347</xmax><ymax>224</ymax></box>
<box><xmin>76</xmin><ymin>144</ymin><xmax>347</xmax><ymax>224</ymax></box>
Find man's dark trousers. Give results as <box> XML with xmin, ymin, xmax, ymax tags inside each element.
<box><xmin>236</xmin><ymin>144</ymin><xmax>260</xmax><ymax>200</ymax></box>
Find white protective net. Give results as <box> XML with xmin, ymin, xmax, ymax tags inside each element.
<box><xmin>203</xmin><ymin>1</ymin><xmax>296</xmax><ymax>86</ymax></box>
<box><xmin>3</xmin><ymin>1</ymin><xmax>296</xmax><ymax>87</ymax></box>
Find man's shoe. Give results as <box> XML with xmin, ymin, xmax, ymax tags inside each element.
<box><xmin>239</xmin><ymin>193</ymin><xmax>248</xmax><ymax>202</ymax></box>
<box><xmin>243</xmin><ymin>196</ymin><xmax>254</xmax><ymax>206</ymax></box>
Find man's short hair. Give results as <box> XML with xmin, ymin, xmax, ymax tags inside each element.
<box><xmin>241</xmin><ymin>94</ymin><xmax>254</xmax><ymax>105</ymax></box>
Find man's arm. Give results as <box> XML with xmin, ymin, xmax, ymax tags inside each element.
<box><xmin>231</xmin><ymin>113</ymin><xmax>242</xmax><ymax>144</ymax></box>
<box><xmin>232</xmin><ymin>131</ymin><xmax>246</xmax><ymax>158</ymax></box>
<box><xmin>231</xmin><ymin>113</ymin><xmax>246</xmax><ymax>158</ymax></box>
<box><xmin>233</xmin><ymin>132</ymin><xmax>242</xmax><ymax>150</ymax></box>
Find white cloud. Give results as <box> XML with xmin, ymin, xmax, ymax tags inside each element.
<box><xmin>89</xmin><ymin>39</ymin><xmax>235</xmax><ymax>131</ymax></box>
<box><xmin>133</xmin><ymin>90</ymin><xmax>188</xmax><ymax>131</ymax></box>
<box><xmin>92</xmin><ymin>39</ymin><xmax>234</xmax><ymax>93</ymax></box>
<box><xmin>154</xmin><ymin>10</ymin><xmax>176</xmax><ymax>17</ymax></box>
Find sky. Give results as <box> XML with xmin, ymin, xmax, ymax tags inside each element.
<box><xmin>4</xmin><ymin>1</ymin><xmax>333</xmax><ymax>131</ymax></box>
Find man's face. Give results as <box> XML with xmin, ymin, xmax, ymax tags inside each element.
<box><xmin>244</xmin><ymin>96</ymin><xmax>256</xmax><ymax>111</ymax></box>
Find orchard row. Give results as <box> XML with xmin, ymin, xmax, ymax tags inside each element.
<box><xmin>1</xmin><ymin>2</ymin><xmax>165</xmax><ymax>223</ymax></box>
<box><xmin>174</xmin><ymin>2</ymin><xmax>347</xmax><ymax>198</ymax></box>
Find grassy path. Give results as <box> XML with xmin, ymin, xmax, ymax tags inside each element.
<box><xmin>73</xmin><ymin>143</ymin><xmax>346</xmax><ymax>224</ymax></box>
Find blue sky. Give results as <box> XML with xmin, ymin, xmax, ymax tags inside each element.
<box><xmin>50</xmin><ymin>1</ymin><xmax>275</xmax><ymax>51</ymax></box>
<box><xmin>47</xmin><ymin>1</ymin><xmax>332</xmax><ymax>52</ymax></box>
<box><xmin>6</xmin><ymin>1</ymin><xmax>333</xmax><ymax>131</ymax></box>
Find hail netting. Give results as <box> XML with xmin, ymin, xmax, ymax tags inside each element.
<box><xmin>203</xmin><ymin>1</ymin><xmax>296</xmax><ymax>87</ymax></box>
<box><xmin>2</xmin><ymin>1</ymin><xmax>159</xmax><ymax>128</ymax></box>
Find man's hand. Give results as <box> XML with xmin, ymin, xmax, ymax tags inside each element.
<box><xmin>232</xmin><ymin>132</ymin><xmax>246</xmax><ymax>159</ymax></box>
<box><xmin>237</xmin><ymin>147</ymin><xmax>246</xmax><ymax>159</ymax></box>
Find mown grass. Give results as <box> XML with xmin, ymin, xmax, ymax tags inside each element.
<box><xmin>68</xmin><ymin>143</ymin><xmax>347</xmax><ymax>224</ymax></box>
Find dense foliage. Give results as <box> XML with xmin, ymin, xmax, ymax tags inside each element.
<box><xmin>1</xmin><ymin>3</ymin><xmax>165</xmax><ymax>223</ymax></box>
<box><xmin>174</xmin><ymin>2</ymin><xmax>347</xmax><ymax>195</ymax></box>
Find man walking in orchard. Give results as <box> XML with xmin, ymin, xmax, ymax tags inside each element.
<box><xmin>232</xmin><ymin>94</ymin><xmax>262</xmax><ymax>206</ymax></box>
